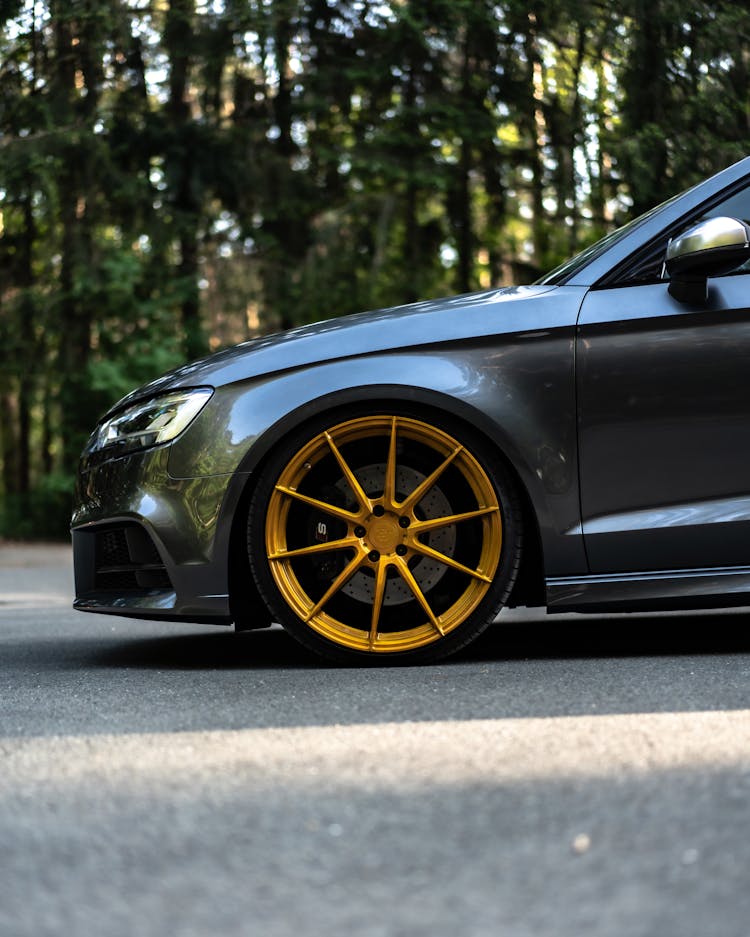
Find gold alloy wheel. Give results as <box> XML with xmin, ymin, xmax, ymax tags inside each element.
<box><xmin>264</xmin><ymin>415</ymin><xmax>503</xmax><ymax>653</ymax></box>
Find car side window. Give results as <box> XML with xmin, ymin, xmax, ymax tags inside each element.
<box><xmin>698</xmin><ymin>186</ymin><xmax>750</xmax><ymax>275</ymax></box>
<box><xmin>701</xmin><ymin>185</ymin><xmax>750</xmax><ymax>227</ymax></box>
<box><xmin>617</xmin><ymin>179</ymin><xmax>750</xmax><ymax>284</ymax></box>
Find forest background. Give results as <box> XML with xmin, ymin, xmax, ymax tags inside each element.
<box><xmin>1</xmin><ymin>0</ymin><xmax>749</xmax><ymax>538</ymax></box>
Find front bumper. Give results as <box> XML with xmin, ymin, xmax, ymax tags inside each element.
<box><xmin>72</xmin><ymin>446</ymin><xmax>235</xmax><ymax>624</ymax></box>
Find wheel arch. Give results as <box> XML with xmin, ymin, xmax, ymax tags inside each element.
<box><xmin>227</xmin><ymin>385</ymin><xmax>547</xmax><ymax>626</ymax></box>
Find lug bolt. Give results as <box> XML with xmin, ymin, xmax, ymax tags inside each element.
<box><xmin>398</xmin><ymin>516</ymin><xmax>410</xmax><ymax>528</ymax></box>
<box><xmin>368</xmin><ymin>550</ymin><xmax>380</xmax><ymax>562</ymax></box>
<box><xmin>354</xmin><ymin>526</ymin><xmax>366</xmax><ymax>538</ymax></box>
<box><xmin>372</xmin><ymin>504</ymin><xmax>385</xmax><ymax>517</ymax></box>
<box><xmin>396</xmin><ymin>545</ymin><xmax>408</xmax><ymax>556</ymax></box>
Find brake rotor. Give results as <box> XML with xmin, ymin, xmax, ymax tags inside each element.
<box><xmin>336</xmin><ymin>463</ymin><xmax>456</xmax><ymax>606</ymax></box>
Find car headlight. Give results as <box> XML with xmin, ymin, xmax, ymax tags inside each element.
<box><xmin>87</xmin><ymin>388</ymin><xmax>213</xmax><ymax>457</ymax></box>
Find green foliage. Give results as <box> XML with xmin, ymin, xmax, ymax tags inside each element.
<box><xmin>1</xmin><ymin>0</ymin><xmax>749</xmax><ymax>536</ymax></box>
<box><xmin>0</xmin><ymin>474</ymin><xmax>73</xmax><ymax>540</ymax></box>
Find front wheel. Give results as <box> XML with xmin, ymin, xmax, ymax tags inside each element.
<box><xmin>247</xmin><ymin>412</ymin><xmax>522</xmax><ymax>664</ymax></box>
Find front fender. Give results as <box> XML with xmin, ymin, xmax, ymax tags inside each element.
<box><xmin>168</xmin><ymin>331</ymin><xmax>585</xmax><ymax>577</ymax></box>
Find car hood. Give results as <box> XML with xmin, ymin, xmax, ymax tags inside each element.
<box><xmin>108</xmin><ymin>284</ymin><xmax>559</xmax><ymax>416</ymax></box>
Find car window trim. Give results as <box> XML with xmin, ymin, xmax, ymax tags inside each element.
<box><xmin>591</xmin><ymin>176</ymin><xmax>750</xmax><ymax>290</ymax></box>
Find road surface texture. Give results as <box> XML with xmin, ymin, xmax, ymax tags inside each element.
<box><xmin>1</xmin><ymin>542</ymin><xmax>750</xmax><ymax>937</ymax></box>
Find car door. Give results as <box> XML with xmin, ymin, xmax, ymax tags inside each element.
<box><xmin>577</xmin><ymin>182</ymin><xmax>750</xmax><ymax>573</ymax></box>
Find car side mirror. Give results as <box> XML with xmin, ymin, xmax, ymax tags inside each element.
<box><xmin>666</xmin><ymin>215</ymin><xmax>750</xmax><ymax>303</ymax></box>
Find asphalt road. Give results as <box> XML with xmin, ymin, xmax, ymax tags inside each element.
<box><xmin>2</xmin><ymin>544</ymin><xmax>750</xmax><ymax>937</ymax></box>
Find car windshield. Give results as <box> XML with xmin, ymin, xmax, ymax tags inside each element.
<box><xmin>535</xmin><ymin>188</ymin><xmax>690</xmax><ymax>286</ymax></box>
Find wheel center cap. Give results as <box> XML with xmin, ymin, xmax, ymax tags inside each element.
<box><xmin>368</xmin><ymin>517</ymin><xmax>400</xmax><ymax>554</ymax></box>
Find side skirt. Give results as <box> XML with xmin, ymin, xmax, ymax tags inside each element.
<box><xmin>546</xmin><ymin>566</ymin><xmax>750</xmax><ymax>613</ymax></box>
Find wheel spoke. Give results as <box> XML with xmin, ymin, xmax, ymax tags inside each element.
<box><xmin>275</xmin><ymin>485</ymin><xmax>361</xmax><ymax>523</ymax></box>
<box><xmin>382</xmin><ymin>417</ymin><xmax>398</xmax><ymax>508</ymax></box>
<box><xmin>305</xmin><ymin>550</ymin><xmax>367</xmax><ymax>622</ymax></box>
<box><xmin>410</xmin><ymin>505</ymin><xmax>499</xmax><ymax>534</ymax></box>
<box><xmin>393</xmin><ymin>556</ymin><xmax>445</xmax><ymax>636</ymax></box>
<box><xmin>324</xmin><ymin>431</ymin><xmax>372</xmax><ymax>513</ymax></box>
<box><xmin>409</xmin><ymin>540</ymin><xmax>493</xmax><ymax>583</ymax></box>
<box><xmin>368</xmin><ymin>560</ymin><xmax>388</xmax><ymax>649</ymax></box>
<box><xmin>269</xmin><ymin>537</ymin><xmax>360</xmax><ymax>561</ymax></box>
<box><xmin>398</xmin><ymin>445</ymin><xmax>463</xmax><ymax>513</ymax></box>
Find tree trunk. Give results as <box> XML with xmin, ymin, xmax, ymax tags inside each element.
<box><xmin>18</xmin><ymin>191</ymin><xmax>35</xmax><ymax>494</ymax></box>
<box><xmin>165</xmin><ymin>0</ymin><xmax>205</xmax><ymax>359</ymax></box>
<box><xmin>0</xmin><ymin>393</ymin><xmax>19</xmax><ymax>499</ymax></box>
<box><xmin>403</xmin><ymin>62</ymin><xmax>420</xmax><ymax>303</ymax></box>
<box><xmin>52</xmin><ymin>3</ymin><xmax>94</xmax><ymax>474</ymax></box>
<box><xmin>455</xmin><ymin>33</ymin><xmax>473</xmax><ymax>295</ymax></box>
<box><xmin>523</xmin><ymin>14</ymin><xmax>548</xmax><ymax>271</ymax></box>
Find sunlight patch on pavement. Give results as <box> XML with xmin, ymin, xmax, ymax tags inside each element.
<box><xmin>0</xmin><ymin>544</ymin><xmax>73</xmax><ymax>608</ymax></box>
<box><xmin>0</xmin><ymin>593</ymin><xmax>70</xmax><ymax>609</ymax></box>
<box><xmin>2</xmin><ymin>710</ymin><xmax>750</xmax><ymax>795</ymax></box>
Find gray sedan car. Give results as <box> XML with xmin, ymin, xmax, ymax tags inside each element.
<box><xmin>73</xmin><ymin>156</ymin><xmax>750</xmax><ymax>663</ymax></box>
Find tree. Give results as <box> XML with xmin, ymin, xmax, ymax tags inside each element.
<box><xmin>1</xmin><ymin>0</ymin><xmax>749</xmax><ymax>537</ymax></box>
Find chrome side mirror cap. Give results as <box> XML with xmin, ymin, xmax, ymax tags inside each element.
<box><xmin>666</xmin><ymin>215</ymin><xmax>750</xmax><ymax>303</ymax></box>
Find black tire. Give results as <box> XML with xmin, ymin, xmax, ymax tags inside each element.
<box><xmin>247</xmin><ymin>406</ymin><xmax>522</xmax><ymax>665</ymax></box>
